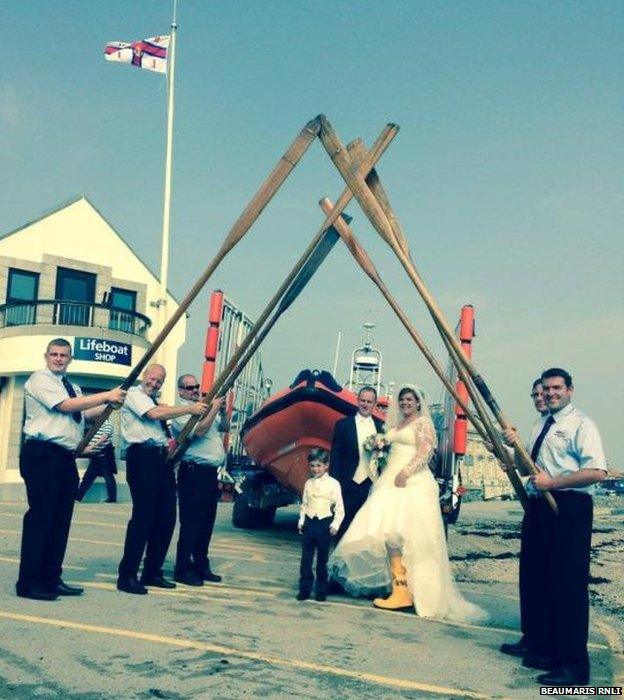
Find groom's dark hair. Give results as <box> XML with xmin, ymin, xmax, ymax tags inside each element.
<box><xmin>358</xmin><ymin>385</ymin><xmax>377</xmax><ymax>400</ymax></box>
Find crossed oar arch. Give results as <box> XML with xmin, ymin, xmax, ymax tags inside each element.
<box><xmin>77</xmin><ymin>114</ymin><xmax>554</xmax><ymax>513</ymax></box>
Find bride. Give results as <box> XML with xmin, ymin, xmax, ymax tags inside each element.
<box><xmin>329</xmin><ymin>384</ymin><xmax>486</xmax><ymax>623</ymax></box>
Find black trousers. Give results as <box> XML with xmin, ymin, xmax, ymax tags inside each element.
<box><xmin>520</xmin><ymin>491</ymin><xmax>593</xmax><ymax>677</ymax></box>
<box><xmin>118</xmin><ymin>444</ymin><xmax>176</xmax><ymax>579</ymax></box>
<box><xmin>175</xmin><ymin>462</ymin><xmax>219</xmax><ymax>574</ymax></box>
<box><xmin>299</xmin><ymin>516</ymin><xmax>333</xmax><ymax>595</ymax></box>
<box><xmin>76</xmin><ymin>453</ymin><xmax>117</xmax><ymax>502</ymax></box>
<box><xmin>18</xmin><ymin>440</ymin><xmax>79</xmax><ymax>589</ymax></box>
<box><xmin>335</xmin><ymin>478</ymin><xmax>371</xmax><ymax>542</ymax></box>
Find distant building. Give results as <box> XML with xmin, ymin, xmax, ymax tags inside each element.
<box><xmin>430</xmin><ymin>402</ymin><xmax>513</xmax><ymax>499</ymax></box>
<box><xmin>462</xmin><ymin>427</ymin><xmax>514</xmax><ymax>499</ymax></box>
<box><xmin>0</xmin><ymin>196</ymin><xmax>186</xmax><ymax>485</ymax></box>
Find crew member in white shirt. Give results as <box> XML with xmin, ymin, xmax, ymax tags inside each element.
<box><xmin>330</xmin><ymin>386</ymin><xmax>384</xmax><ymax>542</ymax></box>
<box><xmin>117</xmin><ymin>364</ymin><xmax>208</xmax><ymax>595</ymax></box>
<box><xmin>500</xmin><ymin>378</ymin><xmax>549</xmax><ymax>661</ymax></box>
<box><xmin>297</xmin><ymin>448</ymin><xmax>344</xmax><ymax>602</ymax></box>
<box><xmin>171</xmin><ymin>374</ymin><xmax>229</xmax><ymax>587</ymax></box>
<box><xmin>17</xmin><ymin>338</ymin><xmax>126</xmax><ymax>601</ymax></box>
<box><xmin>503</xmin><ymin>368</ymin><xmax>607</xmax><ymax>687</ymax></box>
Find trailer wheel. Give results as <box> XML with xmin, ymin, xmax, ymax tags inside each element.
<box><xmin>232</xmin><ymin>497</ymin><xmax>276</xmax><ymax>529</ymax></box>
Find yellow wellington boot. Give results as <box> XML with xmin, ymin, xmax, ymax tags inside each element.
<box><xmin>373</xmin><ymin>555</ymin><xmax>413</xmax><ymax>611</ymax></box>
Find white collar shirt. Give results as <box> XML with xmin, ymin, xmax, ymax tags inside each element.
<box><xmin>23</xmin><ymin>368</ymin><xmax>84</xmax><ymax>450</ymax></box>
<box><xmin>526</xmin><ymin>403</ymin><xmax>606</xmax><ymax>496</ymax></box>
<box><xmin>171</xmin><ymin>399</ymin><xmax>226</xmax><ymax>466</ymax></box>
<box><xmin>353</xmin><ymin>413</ymin><xmax>377</xmax><ymax>484</ymax></box>
<box><xmin>298</xmin><ymin>473</ymin><xmax>344</xmax><ymax>531</ymax></box>
<box><xmin>121</xmin><ymin>385</ymin><xmax>168</xmax><ymax>446</ymax></box>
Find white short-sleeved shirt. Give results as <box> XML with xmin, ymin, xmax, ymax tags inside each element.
<box><xmin>23</xmin><ymin>368</ymin><xmax>84</xmax><ymax>450</ymax></box>
<box><xmin>526</xmin><ymin>403</ymin><xmax>607</xmax><ymax>496</ymax></box>
<box><xmin>121</xmin><ymin>385</ymin><xmax>168</xmax><ymax>446</ymax></box>
<box><xmin>171</xmin><ymin>399</ymin><xmax>226</xmax><ymax>467</ymax></box>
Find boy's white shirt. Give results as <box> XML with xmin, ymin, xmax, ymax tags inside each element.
<box><xmin>298</xmin><ymin>472</ymin><xmax>345</xmax><ymax>531</ymax></box>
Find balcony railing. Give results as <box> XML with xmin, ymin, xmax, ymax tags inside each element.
<box><xmin>0</xmin><ymin>300</ymin><xmax>152</xmax><ymax>339</ymax></box>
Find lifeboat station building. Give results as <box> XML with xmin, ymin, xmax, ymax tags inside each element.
<box><xmin>0</xmin><ymin>196</ymin><xmax>186</xmax><ymax>493</ymax></box>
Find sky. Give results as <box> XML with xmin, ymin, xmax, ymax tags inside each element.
<box><xmin>2</xmin><ymin>1</ymin><xmax>623</xmax><ymax>467</ymax></box>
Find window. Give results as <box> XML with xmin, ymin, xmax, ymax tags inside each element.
<box><xmin>5</xmin><ymin>268</ymin><xmax>39</xmax><ymax>325</ymax></box>
<box><xmin>55</xmin><ymin>267</ymin><xmax>96</xmax><ymax>326</ymax></box>
<box><xmin>109</xmin><ymin>288</ymin><xmax>137</xmax><ymax>333</ymax></box>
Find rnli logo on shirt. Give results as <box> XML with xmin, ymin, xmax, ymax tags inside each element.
<box><xmin>73</xmin><ymin>337</ymin><xmax>132</xmax><ymax>366</ymax></box>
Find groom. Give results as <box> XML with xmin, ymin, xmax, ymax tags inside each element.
<box><xmin>330</xmin><ymin>386</ymin><xmax>384</xmax><ymax>542</ymax></box>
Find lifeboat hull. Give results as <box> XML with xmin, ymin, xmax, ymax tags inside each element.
<box><xmin>241</xmin><ymin>370</ymin><xmax>384</xmax><ymax>495</ymax></box>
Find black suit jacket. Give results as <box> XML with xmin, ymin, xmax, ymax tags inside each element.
<box><xmin>330</xmin><ymin>414</ymin><xmax>384</xmax><ymax>491</ymax></box>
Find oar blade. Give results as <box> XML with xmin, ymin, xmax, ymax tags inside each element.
<box><xmin>277</xmin><ymin>215</ymin><xmax>350</xmax><ymax>313</ymax></box>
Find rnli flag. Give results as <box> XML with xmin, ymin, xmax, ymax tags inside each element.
<box><xmin>104</xmin><ymin>36</ymin><xmax>169</xmax><ymax>74</ymax></box>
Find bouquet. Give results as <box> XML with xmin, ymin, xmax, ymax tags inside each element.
<box><xmin>363</xmin><ymin>432</ymin><xmax>392</xmax><ymax>471</ymax></box>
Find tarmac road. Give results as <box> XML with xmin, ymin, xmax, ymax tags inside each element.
<box><xmin>0</xmin><ymin>499</ymin><xmax>619</xmax><ymax>699</ymax></box>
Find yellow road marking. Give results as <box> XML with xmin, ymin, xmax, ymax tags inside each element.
<box><xmin>0</xmin><ymin>555</ymin><xmax>85</xmax><ymax>571</ymax></box>
<box><xmin>93</xmin><ymin>574</ymin><xmax>277</xmax><ymax>599</ymax></box>
<box><xmin>0</xmin><ymin>609</ymin><xmax>491</xmax><ymax>698</ymax></box>
<box><xmin>0</xmin><ymin>528</ymin><xmax>265</xmax><ymax>562</ymax></box>
<box><xmin>306</xmin><ymin>598</ymin><xmax>610</xmax><ymax>649</ymax></box>
<box><xmin>77</xmin><ymin>581</ymin><xmax>256</xmax><ymax>607</ymax></box>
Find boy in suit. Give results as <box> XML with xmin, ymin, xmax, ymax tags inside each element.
<box><xmin>297</xmin><ymin>448</ymin><xmax>344</xmax><ymax>602</ymax></box>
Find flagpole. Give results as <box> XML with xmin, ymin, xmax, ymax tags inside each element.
<box><xmin>155</xmin><ymin>0</ymin><xmax>178</xmax><ymax>389</ymax></box>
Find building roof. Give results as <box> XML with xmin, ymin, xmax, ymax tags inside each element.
<box><xmin>0</xmin><ymin>195</ymin><xmax>179</xmax><ymax>303</ymax></box>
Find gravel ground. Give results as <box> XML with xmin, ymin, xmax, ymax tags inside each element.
<box><xmin>448</xmin><ymin>498</ymin><xmax>624</xmax><ymax>653</ymax></box>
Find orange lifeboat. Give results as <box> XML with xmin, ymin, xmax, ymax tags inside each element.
<box><xmin>241</xmin><ymin>369</ymin><xmax>385</xmax><ymax>495</ymax></box>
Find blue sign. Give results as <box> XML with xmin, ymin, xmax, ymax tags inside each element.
<box><xmin>74</xmin><ymin>337</ymin><xmax>132</xmax><ymax>366</ymax></box>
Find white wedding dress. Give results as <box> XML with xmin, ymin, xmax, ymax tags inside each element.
<box><xmin>330</xmin><ymin>417</ymin><xmax>486</xmax><ymax>623</ymax></box>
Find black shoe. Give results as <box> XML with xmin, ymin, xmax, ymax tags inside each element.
<box><xmin>315</xmin><ymin>592</ymin><xmax>327</xmax><ymax>602</ymax></box>
<box><xmin>500</xmin><ymin>637</ymin><xmax>531</xmax><ymax>657</ymax></box>
<box><xmin>174</xmin><ymin>571</ymin><xmax>204</xmax><ymax>587</ymax></box>
<box><xmin>296</xmin><ymin>591</ymin><xmax>311</xmax><ymax>601</ymax></box>
<box><xmin>537</xmin><ymin>667</ymin><xmax>588</xmax><ymax>686</ymax></box>
<box><xmin>104</xmin><ymin>499</ymin><xmax>116</xmax><ymax>503</ymax></box>
<box><xmin>141</xmin><ymin>575</ymin><xmax>176</xmax><ymax>589</ymax></box>
<box><xmin>523</xmin><ymin>653</ymin><xmax>555</xmax><ymax>671</ymax></box>
<box><xmin>48</xmin><ymin>580</ymin><xmax>84</xmax><ymax>596</ymax></box>
<box><xmin>117</xmin><ymin>576</ymin><xmax>148</xmax><ymax>595</ymax></box>
<box><xmin>16</xmin><ymin>584</ymin><xmax>59</xmax><ymax>601</ymax></box>
<box><xmin>327</xmin><ymin>580</ymin><xmax>343</xmax><ymax>594</ymax></box>
<box><xmin>197</xmin><ymin>566</ymin><xmax>222</xmax><ymax>583</ymax></box>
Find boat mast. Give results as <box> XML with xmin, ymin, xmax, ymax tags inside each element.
<box><xmin>347</xmin><ymin>322</ymin><xmax>382</xmax><ymax>396</ymax></box>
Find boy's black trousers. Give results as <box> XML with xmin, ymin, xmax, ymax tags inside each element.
<box><xmin>299</xmin><ymin>515</ymin><xmax>332</xmax><ymax>595</ymax></box>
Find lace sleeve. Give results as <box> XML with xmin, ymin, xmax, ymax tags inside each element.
<box><xmin>403</xmin><ymin>418</ymin><xmax>436</xmax><ymax>477</ymax></box>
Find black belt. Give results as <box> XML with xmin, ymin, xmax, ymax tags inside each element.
<box><xmin>127</xmin><ymin>443</ymin><xmax>167</xmax><ymax>456</ymax></box>
<box><xmin>24</xmin><ymin>439</ymin><xmax>74</xmax><ymax>457</ymax></box>
<box><xmin>180</xmin><ymin>460</ymin><xmax>218</xmax><ymax>469</ymax></box>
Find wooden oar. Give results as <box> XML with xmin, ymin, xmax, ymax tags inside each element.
<box><xmin>343</xmin><ymin>139</ymin><xmax>527</xmax><ymax>506</ymax></box>
<box><xmin>76</xmin><ymin>115</ymin><xmax>323</xmax><ymax>455</ymax></box>
<box><xmin>347</xmin><ymin>137</ymin><xmax>547</xmax><ymax>512</ymax></box>
<box><xmin>318</xmin><ymin>120</ymin><xmax>555</xmax><ymax>513</ymax></box>
<box><xmin>319</xmin><ymin>197</ymin><xmax>527</xmax><ymax>507</ymax></box>
<box><xmin>434</xmin><ymin>315</ymin><xmax>529</xmax><ymax>507</ymax></box>
<box><xmin>168</xmin><ymin>123</ymin><xmax>400</xmax><ymax>461</ymax></box>
<box><xmin>168</xmin><ymin>222</ymin><xmax>341</xmax><ymax>462</ymax></box>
